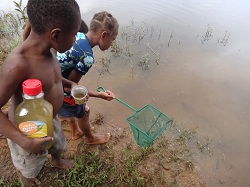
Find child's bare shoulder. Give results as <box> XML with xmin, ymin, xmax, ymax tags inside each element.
<box><xmin>1</xmin><ymin>47</ymin><xmax>29</xmax><ymax>79</ymax></box>
<box><xmin>0</xmin><ymin>47</ymin><xmax>29</xmax><ymax>106</ymax></box>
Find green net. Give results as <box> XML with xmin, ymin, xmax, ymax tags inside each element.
<box><xmin>96</xmin><ymin>86</ymin><xmax>172</xmax><ymax>147</ymax></box>
<box><xmin>126</xmin><ymin>104</ymin><xmax>172</xmax><ymax>147</ymax></box>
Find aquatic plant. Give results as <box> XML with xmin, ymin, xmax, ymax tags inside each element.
<box><xmin>217</xmin><ymin>31</ymin><xmax>230</xmax><ymax>46</ymax></box>
<box><xmin>201</xmin><ymin>24</ymin><xmax>213</xmax><ymax>44</ymax></box>
<box><xmin>98</xmin><ymin>20</ymin><xmax>166</xmax><ymax>77</ymax></box>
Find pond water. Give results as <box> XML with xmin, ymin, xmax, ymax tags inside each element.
<box><xmin>1</xmin><ymin>1</ymin><xmax>250</xmax><ymax>186</ymax></box>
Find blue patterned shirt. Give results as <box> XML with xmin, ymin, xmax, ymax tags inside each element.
<box><xmin>57</xmin><ymin>32</ymin><xmax>94</xmax><ymax>79</ymax></box>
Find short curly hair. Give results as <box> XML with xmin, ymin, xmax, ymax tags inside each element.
<box><xmin>90</xmin><ymin>11</ymin><xmax>118</xmax><ymax>36</ymax></box>
<box><xmin>27</xmin><ymin>0</ymin><xmax>81</xmax><ymax>34</ymax></box>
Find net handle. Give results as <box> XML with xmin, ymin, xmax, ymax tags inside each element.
<box><xmin>97</xmin><ymin>86</ymin><xmax>137</xmax><ymax>111</ymax></box>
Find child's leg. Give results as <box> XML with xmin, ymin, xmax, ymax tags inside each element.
<box><xmin>67</xmin><ymin>117</ymin><xmax>84</xmax><ymax>140</ymax></box>
<box><xmin>50</xmin><ymin>152</ymin><xmax>72</xmax><ymax>169</ymax></box>
<box><xmin>78</xmin><ymin>109</ymin><xmax>110</xmax><ymax>145</ymax></box>
<box><xmin>58</xmin><ymin>115</ymin><xmax>84</xmax><ymax>140</ymax></box>
<box><xmin>58</xmin><ymin>103</ymin><xmax>94</xmax><ymax>140</ymax></box>
<box><xmin>60</xmin><ymin>116</ymin><xmax>95</xmax><ymax>140</ymax></box>
<box><xmin>49</xmin><ymin>117</ymin><xmax>72</xmax><ymax>169</ymax></box>
<box><xmin>19</xmin><ymin>173</ymin><xmax>41</xmax><ymax>187</ymax></box>
<box><xmin>7</xmin><ymin>139</ymin><xmax>47</xmax><ymax>187</ymax></box>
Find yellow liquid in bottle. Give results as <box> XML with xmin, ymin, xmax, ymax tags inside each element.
<box><xmin>15</xmin><ymin>93</ymin><xmax>53</xmax><ymax>150</ymax></box>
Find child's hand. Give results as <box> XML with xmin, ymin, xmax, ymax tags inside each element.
<box><xmin>22</xmin><ymin>136</ymin><xmax>53</xmax><ymax>155</ymax></box>
<box><xmin>84</xmin><ymin>93</ymin><xmax>90</xmax><ymax>102</ymax></box>
<box><xmin>101</xmin><ymin>90</ymin><xmax>115</xmax><ymax>101</ymax></box>
<box><xmin>71</xmin><ymin>82</ymin><xmax>78</xmax><ymax>90</ymax></box>
<box><xmin>64</xmin><ymin>82</ymin><xmax>78</xmax><ymax>94</ymax></box>
<box><xmin>64</xmin><ymin>82</ymin><xmax>77</xmax><ymax>94</ymax></box>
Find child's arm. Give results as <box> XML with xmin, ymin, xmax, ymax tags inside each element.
<box><xmin>0</xmin><ymin>111</ymin><xmax>51</xmax><ymax>154</ymax></box>
<box><xmin>0</xmin><ymin>57</ymin><xmax>52</xmax><ymax>154</ymax></box>
<box><xmin>61</xmin><ymin>77</ymin><xmax>77</xmax><ymax>93</ymax></box>
<box><xmin>88</xmin><ymin>90</ymin><xmax>115</xmax><ymax>101</ymax></box>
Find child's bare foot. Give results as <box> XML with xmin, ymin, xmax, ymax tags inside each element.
<box><xmin>0</xmin><ymin>133</ymin><xmax>5</xmax><ymax>139</ymax></box>
<box><xmin>20</xmin><ymin>174</ymin><xmax>41</xmax><ymax>187</ymax></box>
<box><xmin>71</xmin><ymin>126</ymin><xmax>94</xmax><ymax>140</ymax></box>
<box><xmin>84</xmin><ymin>133</ymin><xmax>111</xmax><ymax>145</ymax></box>
<box><xmin>50</xmin><ymin>157</ymin><xmax>73</xmax><ymax>169</ymax></box>
<box><xmin>71</xmin><ymin>130</ymin><xmax>84</xmax><ymax>140</ymax></box>
<box><xmin>57</xmin><ymin>115</ymin><xmax>66</xmax><ymax>123</ymax></box>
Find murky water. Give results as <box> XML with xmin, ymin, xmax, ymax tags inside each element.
<box><xmin>1</xmin><ymin>0</ymin><xmax>250</xmax><ymax>186</ymax></box>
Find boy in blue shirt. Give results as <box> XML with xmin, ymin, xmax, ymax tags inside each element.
<box><xmin>57</xmin><ymin>11</ymin><xmax>119</xmax><ymax>144</ymax></box>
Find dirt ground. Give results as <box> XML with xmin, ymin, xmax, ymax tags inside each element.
<box><xmin>0</xmin><ymin>105</ymin><xmax>205</xmax><ymax>187</ymax></box>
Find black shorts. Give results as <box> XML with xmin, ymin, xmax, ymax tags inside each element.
<box><xmin>58</xmin><ymin>102</ymin><xmax>86</xmax><ymax>118</ymax></box>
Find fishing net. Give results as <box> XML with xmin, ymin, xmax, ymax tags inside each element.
<box><xmin>126</xmin><ymin>104</ymin><xmax>172</xmax><ymax>147</ymax></box>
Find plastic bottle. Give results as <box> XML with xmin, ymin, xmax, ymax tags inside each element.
<box><xmin>15</xmin><ymin>79</ymin><xmax>53</xmax><ymax>150</ymax></box>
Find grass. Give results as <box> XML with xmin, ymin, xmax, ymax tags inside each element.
<box><xmin>0</xmin><ymin>0</ymin><xmax>27</xmax><ymax>65</ymax></box>
<box><xmin>0</xmin><ymin>117</ymin><xmax>209</xmax><ymax>186</ymax></box>
<box><xmin>0</xmin><ymin>11</ymin><xmax>21</xmax><ymax>65</ymax></box>
<box><xmin>55</xmin><ymin>152</ymin><xmax>115</xmax><ymax>186</ymax></box>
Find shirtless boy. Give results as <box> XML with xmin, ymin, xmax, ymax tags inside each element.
<box><xmin>0</xmin><ymin>0</ymin><xmax>81</xmax><ymax>186</ymax></box>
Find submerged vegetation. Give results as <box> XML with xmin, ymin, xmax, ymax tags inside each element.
<box><xmin>95</xmin><ymin>20</ymin><xmax>170</xmax><ymax>78</ymax></box>
<box><xmin>95</xmin><ymin>19</ymin><xmax>231</xmax><ymax>81</ymax></box>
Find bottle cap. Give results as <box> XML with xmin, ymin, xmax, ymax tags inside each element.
<box><xmin>22</xmin><ymin>79</ymin><xmax>42</xmax><ymax>96</ymax></box>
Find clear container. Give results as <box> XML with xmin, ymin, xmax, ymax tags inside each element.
<box><xmin>71</xmin><ymin>85</ymin><xmax>88</xmax><ymax>105</ymax></box>
<box><xmin>15</xmin><ymin>79</ymin><xmax>53</xmax><ymax>150</ymax></box>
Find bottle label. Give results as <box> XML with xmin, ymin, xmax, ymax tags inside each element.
<box><xmin>19</xmin><ymin>121</ymin><xmax>47</xmax><ymax>138</ymax></box>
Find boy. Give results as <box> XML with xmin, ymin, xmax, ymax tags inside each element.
<box><xmin>0</xmin><ymin>0</ymin><xmax>81</xmax><ymax>186</ymax></box>
<box><xmin>57</xmin><ymin>11</ymin><xmax>119</xmax><ymax>143</ymax></box>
